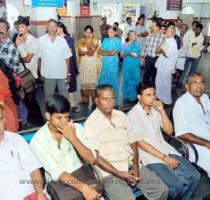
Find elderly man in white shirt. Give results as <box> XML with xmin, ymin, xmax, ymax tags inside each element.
<box><xmin>128</xmin><ymin>82</ymin><xmax>200</xmax><ymax>200</ymax></box>
<box><xmin>38</xmin><ymin>19</ymin><xmax>72</xmax><ymax>100</ymax></box>
<box><xmin>155</xmin><ymin>24</ymin><xmax>178</xmax><ymax>105</ymax></box>
<box><xmin>0</xmin><ymin>105</ymin><xmax>47</xmax><ymax>200</ymax></box>
<box><xmin>173</xmin><ymin>73</ymin><xmax>210</xmax><ymax>177</ymax></box>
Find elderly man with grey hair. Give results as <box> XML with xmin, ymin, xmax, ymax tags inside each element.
<box><xmin>173</xmin><ymin>72</ymin><xmax>210</xmax><ymax>177</ymax></box>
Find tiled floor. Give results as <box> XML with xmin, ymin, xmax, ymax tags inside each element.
<box><xmin>26</xmin><ymin>52</ymin><xmax>210</xmax><ymax>129</ymax></box>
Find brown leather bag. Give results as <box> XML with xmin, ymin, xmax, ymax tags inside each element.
<box><xmin>46</xmin><ymin>165</ymin><xmax>104</xmax><ymax>200</ymax></box>
<box><xmin>17</xmin><ymin>56</ymin><xmax>35</xmax><ymax>98</ymax></box>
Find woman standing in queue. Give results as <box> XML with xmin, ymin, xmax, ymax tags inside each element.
<box><xmin>57</xmin><ymin>22</ymin><xmax>80</xmax><ymax>112</ymax></box>
<box><xmin>121</xmin><ymin>30</ymin><xmax>141</xmax><ymax>102</ymax></box>
<box><xmin>98</xmin><ymin>27</ymin><xmax>122</xmax><ymax>106</ymax></box>
<box><xmin>77</xmin><ymin>25</ymin><xmax>99</xmax><ymax>107</ymax></box>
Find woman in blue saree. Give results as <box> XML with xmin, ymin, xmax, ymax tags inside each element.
<box><xmin>121</xmin><ymin>30</ymin><xmax>141</xmax><ymax>101</ymax></box>
<box><xmin>98</xmin><ymin>27</ymin><xmax>122</xmax><ymax>105</ymax></box>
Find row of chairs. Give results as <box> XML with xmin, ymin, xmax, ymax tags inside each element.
<box><xmin>18</xmin><ymin>115</ymin><xmax>210</xmax><ymax>200</ymax></box>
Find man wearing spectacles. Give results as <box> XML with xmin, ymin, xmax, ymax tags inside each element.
<box><xmin>173</xmin><ymin>72</ymin><xmax>210</xmax><ymax>177</ymax></box>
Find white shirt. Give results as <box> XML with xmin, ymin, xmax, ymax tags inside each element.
<box><xmin>0</xmin><ymin>6</ymin><xmax>6</xmax><ymax>19</ymax></box>
<box><xmin>135</xmin><ymin>24</ymin><xmax>147</xmax><ymax>49</ymax></box>
<box><xmin>187</xmin><ymin>33</ymin><xmax>204</xmax><ymax>58</ymax></box>
<box><xmin>175</xmin><ymin>27</ymin><xmax>180</xmax><ymax>37</ymax></box>
<box><xmin>0</xmin><ymin>131</ymin><xmax>42</xmax><ymax>200</ymax></box>
<box><xmin>124</xmin><ymin>22</ymin><xmax>135</xmax><ymax>38</ymax></box>
<box><xmin>173</xmin><ymin>91</ymin><xmax>210</xmax><ymax>140</ymax></box>
<box><xmin>178</xmin><ymin>33</ymin><xmax>188</xmax><ymax>57</ymax></box>
<box><xmin>39</xmin><ymin>34</ymin><xmax>72</xmax><ymax>79</ymax></box>
<box><xmin>128</xmin><ymin>103</ymin><xmax>180</xmax><ymax>166</ymax></box>
<box><xmin>18</xmin><ymin>34</ymin><xmax>39</xmax><ymax>78</ymax></box>
<box><xmin>155</xmin><ymin>37</ymin><xmax>178</xmax><ymax>73</ymax></box>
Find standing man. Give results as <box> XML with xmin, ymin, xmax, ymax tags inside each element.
<box><xmin>15</xmin><ymin>16</ymin><xmax>44</xmax><ymax>126</ymax></box>
<box><xmin>124</xmin><ymin>17</ymin><xmax>135</xmax><ymax>40</ymax></box>
<box><xmin>135</xmin><ymin>15</ymin><xmax>148</xmax><ymax>51</ymax></box>
<box><xmin>84</xmin><ymin>84</ymin><xmax>169</xmax><ymax>200</ymax></box>
<box><xmin>0</xmin><ymin>19</ymin><xmax>20</xmax><ymax>73</ymax></box>
<box><xmin>38</xmin><ymin>19</ymin><xmax>72</xmax><ymax>100</ymax></box>
<box><xmin>175</xmin><ymin>18</ymin><xmax>182</xmax><ymax>36</ymax></box>
<box><xmin>181</xmin><ymin>23</ymin><xmax>204</xmax><ymax>83</ymax></box>
<box><xmin>100</xmin><ymin>17</ymin><xmax>110</xmax><ymax>42</ymax></box>
<box><xmin>155</xmin><ymin>25</ymin><xmax>178</xmax><ymax>105</ymax></box>
<box><xmin>142</xmin><ymin>20</ymin><xmax>163</xmax><ymax>85</ymax></box>
<box><xmin>0</xmin><ymin>105</ymin><xmax>47</xmax><ymax>200</ymax></box>
<box><xmin>0</xmin><ymin>0</ymin><xmax>6</xmax><ymax>20</ymax></box>
<box><xmin>175</xmin><ymin>24</ymin><xmax>188</xmax><ymax>84</ymax></box>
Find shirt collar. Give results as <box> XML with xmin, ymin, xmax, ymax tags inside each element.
<box><xmin>185</xmin><ymin>91</ymin><xmax>206</xmax><ymax>104</ymax></box>
<box><xmin>136</xmin><ymin>102</ymin><xmax>155</xmax><ymax>117</ymax></box>
<box><xmin>95</xmin><ymin>108</ymin><xmax>119</xmax><ymax>121</ymax></box>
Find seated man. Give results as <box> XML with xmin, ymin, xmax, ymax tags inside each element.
<box><xmin>84</xmin><ymin>84</ymin><xmax>169</xmax><ymax>200</ymax></box>
<box><xmin>127</xmin><ymin>83</ymin><xmax>200</xmax><ymax>200</ymax></box>
<box><xmin>173</xmin><ymin>72</ymin><xmax>210</xmax><ymax>177</ymax></box>
<box><xmin>30</xmin><ymin>95</ymin><xmax>140</xmax><ymax>200</ymax></box>
<box><xmin>0</xmin><ymin>105</ymin><xmax>47</xmax><ymax>200</ymax></box>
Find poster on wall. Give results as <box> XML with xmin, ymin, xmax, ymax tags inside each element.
<box><xmin>121</xmin><ymin>3</ymin><xmax>137</xmax><ymax>23</ymax></box>
<box><xmin>32</xmin><ymin>0</ymin><xmax>64</xmax><ymax>7</ymax></box>
<box><xmin>56</xmin><ymin>0</ymin><xmax>67</xmax><ymax>17</ymax></box>
<box><xmin>80</xmin><ymin>0</ymin><xmax>90</xmax><ymax>16</ymax></box>
<box><xmin>0</xmin><ymin>0</ymin><xmax>7</xmax><ymax>19</ymax></box>
<box><xmin>167</xmin><ymin>0</ymin><xmax>182</xmax><ymax>11</ymax></box>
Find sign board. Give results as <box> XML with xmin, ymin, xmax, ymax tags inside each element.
<box><xmin>32</xmin><ymin>0</ymin><xmax>64</xmax><ymax>7</ymax></box>
<box><xmin>167</xmin><ymin>0</ymin><xmax>182</xmax><ymax>11</ymax></box>
<box><xmin>80</xmin><ymin>4</ymin><xmax>90</xmax><ymax>16</ymax></box>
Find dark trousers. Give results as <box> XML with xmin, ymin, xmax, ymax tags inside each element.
<box><xmin>143</xmin><ymin>56</ymin><xmax>158</xmax><ymax>84</ymax></box>
<box><xmin>24</xmin><ymin>90</ymin><xmax>44</xmax><ymax>125</ymax></box>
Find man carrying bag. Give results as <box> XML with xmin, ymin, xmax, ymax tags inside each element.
<box><xmin>16</xmin><ymin>16</ymin><xmax>44</xmax><ymax>126</ymax></box>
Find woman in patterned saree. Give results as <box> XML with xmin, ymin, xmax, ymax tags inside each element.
<box><xmin>77</xmin><ymin>25</ymin><xmax>99</xmax><ymax>106</ymax></box>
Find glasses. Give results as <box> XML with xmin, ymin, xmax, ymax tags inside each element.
<box><xmin>189</xmin><ymin>81</ymin><xmax>205</xmax><ymax>86</ymax></box>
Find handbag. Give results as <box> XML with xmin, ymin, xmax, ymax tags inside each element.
<box><xmin>17</xmin><ymin>57</ymin><xmax>35</xmax><ymax>96</ymax></box>
<box><xmin>46</xmin><ymin>148</ymin><xmax>104</xmax><ymax>200</ymax></box>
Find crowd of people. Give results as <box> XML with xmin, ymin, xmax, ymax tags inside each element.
<box><xmin>0</xmin><ymin>13</ymin><xmax>210</xmax><ymax>200</ymax></box>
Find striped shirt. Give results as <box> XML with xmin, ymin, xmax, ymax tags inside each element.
<box><xmin>142</xmin><ymin>32</ymin><xmax>163</xmax><ymax>58</ymax></box>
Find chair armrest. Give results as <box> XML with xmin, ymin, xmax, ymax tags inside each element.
<box><xmin>163</xmin><ymin>133</ymin><xmax>189</xmax><ymax>159</ymax></box>
<box><xmin>177</xmin><ymin>138</ymin><xmax>199</xmax><ymax>164</ymax></box>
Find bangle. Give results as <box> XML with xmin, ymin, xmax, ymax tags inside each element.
<box><xmin>161</xmin><ymin>154</ymin><xmax>166</xmax><ymax>161</ymax></box>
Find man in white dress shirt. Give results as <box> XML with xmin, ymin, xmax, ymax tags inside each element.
<box><xmin>173</xmin><ymin>73</ymin><xmax>210</xmax><ymax>177</ymax></box>
<box><xmin>38</xmin><ymin>19</ymin><xmax>72</xmax><ymax>100</ymax></box>
<box><xmin>155</xmin><ymin>24</ymin><xmax>178</xmax><ymax>105</ymax></box>
<box><xmin>0</xmin><ymin>105</ymin><xmax>47</xmax><ymax>200</ymax></box>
